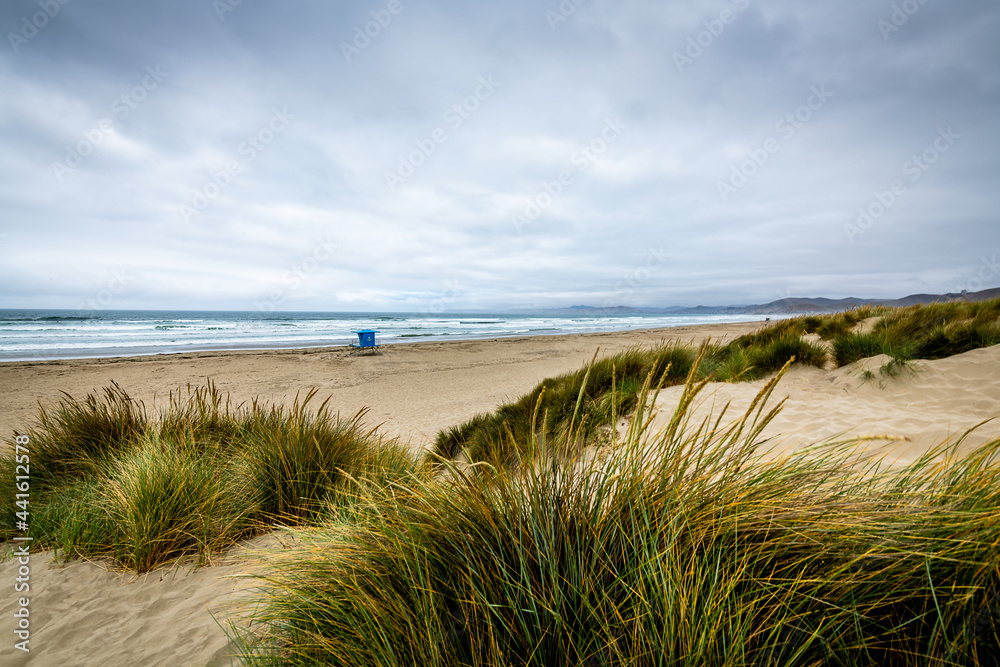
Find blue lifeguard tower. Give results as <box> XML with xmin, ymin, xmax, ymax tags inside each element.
<box><xmin>350</xmin><ymin>329</ymin><xmax>381</xmax><ymax>355</ymax></box>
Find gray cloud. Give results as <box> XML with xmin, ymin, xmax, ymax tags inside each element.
<box><xmin>1</xmin><ymin>0</ymin><xmax>997</xmax><ymax>311</ymax></box>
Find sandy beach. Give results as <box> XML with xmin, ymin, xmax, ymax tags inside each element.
<box><xmin>2</xmin><ymin>323</ymin><xmax>999</xmax><ymax>666</ymax></box>
<box><xmin>0</xmin><ymin>323</ymin><xmax>765</xmax><ymax>450</ymax></box>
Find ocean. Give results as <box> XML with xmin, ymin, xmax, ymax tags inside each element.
<box><xmin>0</xmin><ymin>309</ymin><xmax>775</xmax><ymax>362</ymax></box>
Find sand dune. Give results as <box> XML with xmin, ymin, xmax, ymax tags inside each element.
<box><xmin>649</xmin><ymin>344</ymin><xmax>1000</xmax><ymax>465</ymax></box>
<box><xmin>1</xmin><ymin>327</ymin><xmax>998</xmax><ymax>666</ymax></box>
<box><xmin>0</xmin><ymin>537</ymin><xmax>278</xmax><ymax>667</ymax></box>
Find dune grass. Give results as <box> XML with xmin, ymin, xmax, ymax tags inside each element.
<box><xmin>238</xmin><ymin>352</ymin><xmax>1000</xmax><ymax>666</ymax></box>
<box><xmin>0</xmin><ymin>382</ymin><xmax>422</xmax><ymax>571</ymax></box>
<box><xmin>431</xmin><ymin>337</ymin><xmax>827</xmax><ymax>468</ymax></box>
<box><xmin>100</xmin><ymin>431</ymin><xmax>238</xmax><ymax>571</ymax></box>
<box><xmin>436</xmin><ymin>297</ymin><xmax>1000</xmax><ymax>467</ymax></box>
<box><xmin>24</xmin><ymin>381</ymin><xmax>149</xmax><ymax>489</ymax></box>
<box><xmin>832</xmin><ymin>298</ymin><xmax>1000</xmax><ymax>366</ymax></box>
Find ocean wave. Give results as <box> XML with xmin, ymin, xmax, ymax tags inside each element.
<box><xmin>0</xmin><ymin>315</ymin><xmax>93</xmax><ymax>323</ymax></box>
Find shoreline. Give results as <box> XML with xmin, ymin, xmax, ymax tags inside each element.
<box><xmin>0</xmin><ymin>324</ymin><xmax>740</xmax><ymax>364</ymax></box>
<box><xmin>0</xmin><ymin>310</ymin><xmax>778</xmax><ymax>364</ymax></box>
<box><xmin>0</xmin><ymin>321</ymin><xmax>767</xmax><ymax>448</ymax></box>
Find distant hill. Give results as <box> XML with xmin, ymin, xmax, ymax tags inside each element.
<box><xmin>519</xmin><ymin>287</ymin><xmax>1000</xmax><ymax>316</ymax></box>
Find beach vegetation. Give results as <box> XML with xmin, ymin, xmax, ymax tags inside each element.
<box><xmin>0</xmin><ymin>382</ymin><xmax>423</xmax><ymax>571</ymax></box>
<box><xmin>833</xmin><ymin>298</ymin><xmax>1000</xmax><ymax>366</ymax></box>
<box><xmin>25</xmin><ymin>381</ymin><xmax>148</xmax><ymax>490</ymax></box>
<box><xmin>238</xmin><ymin>352</ymin><xmax>1000</xmax><ymax>666</ymax></box>
<box><xmin>437</xmin><ymin>297</ymin><xmax>1000</xmax><ymax>467</ymax></box>
<box><xmin>1</xmin><ymin>297</ymin><xmax>999</xmax><ymax>663</ymax></box>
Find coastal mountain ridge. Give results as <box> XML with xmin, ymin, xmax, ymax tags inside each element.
<box><xmin>516</xmin><ymin>287</ymin><xmax>1000</xmax><ymax>316</ymax></box>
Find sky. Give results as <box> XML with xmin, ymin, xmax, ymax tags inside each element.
<box><xmin>0</xmin><ymin>0</ymin><xmax>998</xmax><ymax>313</ymax></box>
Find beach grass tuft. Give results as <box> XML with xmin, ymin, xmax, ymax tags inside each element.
<box><xmin>833</xmin><ymin>299</ymin><xmax>1000</xmax><ymax>366</ymax></box>
<box><xmin>1</xmin><ymin>385</ymin><xmax>422</xmax><ymax>571</ymax></box>
<box><xmin>101</xmin><ymin>431</ymin><xmax>238</xmax><ymax>571</ymax></box>
<box><xmin>26</xmin><ymin>381</ymin><xmax>149</xmax><ymax>490</ymax></box>
<box><xmin>239</xmin><ymin>394</ymin><xmax>419</xmax><ymax>524</ymax></box>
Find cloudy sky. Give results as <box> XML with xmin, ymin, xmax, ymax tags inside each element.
<box><xmin>1</xmin><ymin>0</ymin><xmax>998</xmax><ymax>312</ymax></box>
